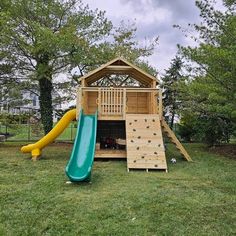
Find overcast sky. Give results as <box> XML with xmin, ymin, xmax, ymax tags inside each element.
<box><xmin>82</xmin><ymin>0</ymin><xmax>204</xmax><ymax>74</ymax></box>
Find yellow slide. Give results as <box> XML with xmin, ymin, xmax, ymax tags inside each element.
<box><xmin>21</xmin><ymin>109</ymin><xmax>76</xmax><ymax>159</ymax></box>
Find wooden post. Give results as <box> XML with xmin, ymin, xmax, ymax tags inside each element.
<box><xmin>108</xmin><ymin>88</ymin><xmax>110</xmax><ymax>115</ymax></box>
<box><xmin>148</xmin><ymin>92</ymin><xmax>152</xmax><ymax>114</ymax></box>
<box><xmin>152</xmin><ymin>81</ymin><xmax>157</xmax><ymax>114</ymax></box>
<box><xmin>123</xmin><ymin>88</ymin><xmax>126</xmax><ymax>119</ymax></box>
<box><xmin>81</xmin><ymin>78</ymin><xmax>86</xmax><ymax>87</ymax></box>
<box><xmin>159</xmin><ymin>88</ymin><xmax>163</xmax><ymax>120</ymax></box>
<box><xmin>153</xmin><ymin>90</ymin><xmax>159</xmax><ymax>114</ymax></box>
<box><xmin>98</xmin><ymin>88</ymin><xmax>101</xmax><ymax>117</ymax></box>
<box><xmin>102</xmin><ymin>89</ymin><xmax>104</xmax><ymax>115</ymax></box>
<box><xmin>115</xmin><ymin>89</ymin><xmax>118</xmax><ymax>115</ymax></box>
<box><xmin>76</xmin><ymin>88</ymin><xmax>82</xmax><ymax>120</ymax></box>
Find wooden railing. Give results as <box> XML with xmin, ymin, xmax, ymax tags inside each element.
<box><xmin>99</xmin><ymin>88</ymin><xmax>125</xmax><ymax>116</ymax></box>
<box><xmin>76</xmin><ymin>87</ymin><xmax>161</xmax><ymax>119</ymax></box>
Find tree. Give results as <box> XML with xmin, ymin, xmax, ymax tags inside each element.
<box><xmin>176</xmin><ymin>0</ymin><xmax>236</xmax><ymax>145</ymax></box>
<box><xmin>162</xmin><ymin>56</ymin><xmax>184</xmax><ymax>129</ymax></box>
<box><xmin>71</xmin><ymin>21</ymin><xmax>158</xmax><ymax>78</ymax></box>
<box><xmin>0</xmin><ymin>0</ymin><xmax>112</xmax><ymax>134</ymax></box>
<box><xmin>0</xmin><ymin>1</ymin><xmax>158</xmax><ymax>134</ymax></box>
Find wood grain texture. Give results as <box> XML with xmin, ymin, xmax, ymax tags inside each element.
<box><xmin>78</xmin><ymin>57</ymin><xmax>159</xmax><ymax>86</ymax></box>
<box><xmin>95</xmin><ymin>149</ymin><xmax>126</xmax><ymax>158</ymax></box>
<box><xmin>126</xmin><ymin>114</ymin><xmax>167</xmax><ymax>171</ymax></box>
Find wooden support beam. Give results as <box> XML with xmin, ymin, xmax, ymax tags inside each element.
<box><xmin>123</xmin><ymin>88</ymin><xmax>126</xmax><ymax>119</ymax></box>
<box><xmin>76</xmin><ymin>88</ymin><xmax>82</xmax><ymax>120</ymax></box>
<box><xmin>161</xmin><ymin>119</ymin><xmax>192</xmax><ymax>162</ymax></box>
<box><xmin>105</xmin><ymin>75</ymin><xmax>117</xmax><ymax>87</ymax></box>
<box><xmin>118</xmin><ymin>75</ymin><xmax>130</xmax><ymax>87</ymax></box>
<box><xmin>81</xmin><ymin>78</ymin><xmax>85</xmax><ymax>87</ymax></box>
<box><xmin>95</xmin><ymin>149</ymin><xmax>126</xmax><ymax>158</ymax></box>
<box><xmin>105</xmin><ymin>65</ymin><xmax>132</xmax><ymax>71</ymax></box>
<box><xmin>80</xmin><ymin>87</ymin><xmax>158</xmax><ymax>92</ymax></box>
<box><xmin>98</xmin><ymin>88</ymin><xmax>101</xmax><ymax>116</ymax></box>
<box><xmin>159</xmin><ymin>89</ymin><xmax>163</xmax><ymax>119</ymax></box>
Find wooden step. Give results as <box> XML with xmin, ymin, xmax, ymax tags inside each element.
<box><xmin>128</xmin><ymin>163</ymin><xmax>167</xmax><ymax>169</ymax></box>
<box><xmin>161</xmin><ymin>119</ymin><xmax>192</xmax><ymax>162</ymax></box>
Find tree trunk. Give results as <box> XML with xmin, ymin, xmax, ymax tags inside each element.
<box><xmin>39</xmin><ymin>77</ymin><xmax>53</xmax><ymax>134</ymax></box>
<box><xmin>170</xmin><ymin>111</ymin><xmax>175</xmax><ymax>129</ymax></box>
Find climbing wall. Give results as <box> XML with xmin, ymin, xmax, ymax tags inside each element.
<box><xmin>125</xmin><ymin>114</ymin><xmax>167</xmax><ymax>171</ymax></box>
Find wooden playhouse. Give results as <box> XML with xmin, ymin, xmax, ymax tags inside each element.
<box><xmin>76</xmin><ymin>57</ymin><xmax>192</xmax><ymax>172</ymax></box>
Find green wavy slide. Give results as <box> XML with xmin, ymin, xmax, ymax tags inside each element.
<box><xmin>65</xmin><ymin>110</ymin><xmax>97</xmax><ymax>182</ymax></box>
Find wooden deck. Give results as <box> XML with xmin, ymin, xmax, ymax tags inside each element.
<box><xmin>75</xmin><ymin>57</ymin><xmax>191</xmax><ymax>167</ymax></box>
<box><xmin>77</xmin><ymin>87</ymin><xmax>160</xmax><ymax>120</ymax></box>
<box><xmin>95</xmin><ymin>149</ymin><xmax>126</xmax><ymax>158</ymax></box>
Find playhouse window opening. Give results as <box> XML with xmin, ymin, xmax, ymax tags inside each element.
<box><xmin>97</xmin><ymin>121</ymin><xmax>126</xmax><ymax>150</ymax></box>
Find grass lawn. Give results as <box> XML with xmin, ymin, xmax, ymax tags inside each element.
<box><xmin>0</xmin><ymin>143</ymin><xmax>235</xmax><ymax>235</ymax></box>
<box><xmin>1</xmin><ymin>123</ymin><xmax>77</xmax><ymax>141</ymax></box>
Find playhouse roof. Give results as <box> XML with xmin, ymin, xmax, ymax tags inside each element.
<box><xmin>79</xmin><ymin>57</ymin><xmax>159</xmax><ymax>86</ymax></box>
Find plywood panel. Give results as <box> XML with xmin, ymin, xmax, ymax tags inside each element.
<box><xmin>87</xmin><ymin>91</ymin><xmax>98</xmax><ymax>114</ymax></box>
<box><xmin>127</xmin><ymin>163</ymin><xmax>167</xmax><ymax>169</ymax></box>
<box><xmin>126</xmin><ymin>114</ymin><xmax>167</xmax><ymax>171</ymax></box>
<box><xmin>126</xmin><ymin>92</ymin><xmax>149</xmax><ymax>114</ymax></box>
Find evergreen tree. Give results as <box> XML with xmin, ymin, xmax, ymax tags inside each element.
<box><xmin>176</xmin><ymin>0</ymin><xmax>236</xmax><ymax>145</ymax></box>
<box><xmin>162</xmin><ymin>56</ymin><xmax>183</xmax><ymax>129</ymax></box>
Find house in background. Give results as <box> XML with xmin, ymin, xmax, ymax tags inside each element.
<box><xmin>0</xmin><ymin>88</ymin><xmax>62</xmax><ymax>122</ymax></box>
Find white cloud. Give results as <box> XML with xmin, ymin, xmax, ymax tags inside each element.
<box><xmin>82</xmin><ymin>0</ymin><xmax>222</xmax><ymax>73</ymax></box>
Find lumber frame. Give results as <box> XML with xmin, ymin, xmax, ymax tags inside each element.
<box><xmin>75</xmin><ymin>57</ymin><xmax>192</xmax><ymax>172</ymax></box>
<box><xmin>161</xmin><ymin>119</ymin><xmax>192</xmax><ymax>161</ymax></box>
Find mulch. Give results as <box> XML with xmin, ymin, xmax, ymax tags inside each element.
<box><xmin>209</xmin><ymin>144</ymin><xmax>236</xmax><ymax>160</ymax></box>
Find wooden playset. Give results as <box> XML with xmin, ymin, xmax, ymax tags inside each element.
<box><xmin>21</xmin><ymin>57</ymin><xmax>192</xmax><ymax>181</ymax></box>
<box><xmin>76</xmin><ymin>57</ymin><xmax>192</xmax><ymax>172</ymax></box>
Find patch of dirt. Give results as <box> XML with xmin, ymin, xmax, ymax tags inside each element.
<box><xmin>209</xmin><ymin>144</ymin><xmax>236</xmax><ymax>160</ymax></box>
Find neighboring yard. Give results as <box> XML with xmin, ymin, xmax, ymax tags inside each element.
<box><xmin>0</xmin><ymin>143</ymin><xmax>235</xmax><ymax>235</ymax></box>
<box><xmin>0</xmin><ymin>123</ymin><xmax>77</xmax><ymax>141</ymax></box>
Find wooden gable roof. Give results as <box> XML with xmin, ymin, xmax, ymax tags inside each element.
<box><xmin>79</xmin><ymin>57</ymin><xmax>159</xmax><ymax>86</ymax></box>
